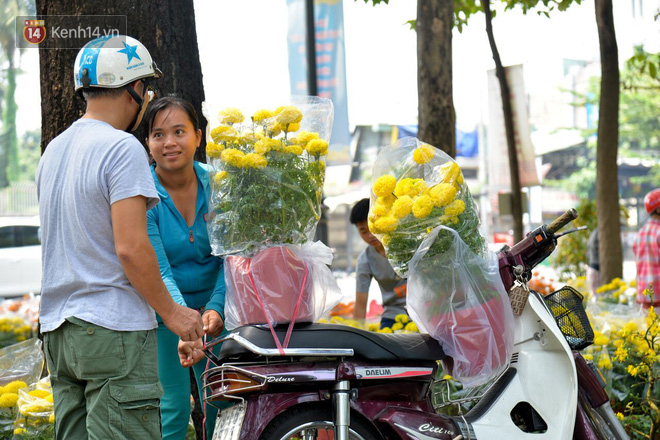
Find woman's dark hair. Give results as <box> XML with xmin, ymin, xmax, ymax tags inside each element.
<box><xmin>144</xmin><ymin>96</ymin><xmax>199</xmax><ymax>135</ymax></box>
<box><xmin>350</xmin><ymin>198</ymin><xmax>370</xmax><ymax>224</ymax></box>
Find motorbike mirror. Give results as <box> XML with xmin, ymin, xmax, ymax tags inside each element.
<box><xmin>554</xmin><ymin>225</ymin><xmax>588</xmax><ymax>238</ymax></box>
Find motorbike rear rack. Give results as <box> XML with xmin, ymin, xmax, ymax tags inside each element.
<box><xmin>203</xmin><ymin>332</ymin><xmax>355</xmax><ymax>365</ymax></box>
<box><xmin>202</xmin><ymin>364</ymin><xmax>269</xmax><ymax>406</ymax></box>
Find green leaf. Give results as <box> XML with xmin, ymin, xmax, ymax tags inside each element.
<box><xmin>405</xmin><ymin>19</ymin><xmax>416</xmax><ymax>30</ymax></box>
<box><xmin>650</xmin><ymin>62</ymin><xmax>657</xmax><ymax>80</ymax></box>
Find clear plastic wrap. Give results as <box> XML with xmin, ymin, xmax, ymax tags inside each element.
<box><xmin>369</xmin><ymin>137</ymin><xmax>485</xmax><ymax>277</ymax></box>
<box><xmin>0</xmin><ymin>339</ymin><xmax>43</xmax><ymax>388</ymax></box>
<box><xmin>203</xmin><ymin>96</ymin><xmax>334</xmax><ymax>257</ymax></box>
<box><xmin>408</xmin><ymin>226</ymin><xmax>514</xmax><ymax>387</ymax></box>
<box><xmin>223</xmin><ymin>242</ymin><xmax>341</xmax><ymax>331</ymax></box>
<box><xmin>12</xmin><ymin>382</ymin><xmax>54</xmax><ymax>440</ymax></box>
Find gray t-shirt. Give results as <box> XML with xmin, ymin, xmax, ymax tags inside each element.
<box><xmin>356</xmin><ymin>246</ymin><xmax>407</xmax><ymax>320</ymax></box>
<box><xmin>36</xmin><ymin>118</ymin><xmax>159</xmax><ymax>332</ymax></box>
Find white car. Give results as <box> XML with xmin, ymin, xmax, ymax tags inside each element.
<box><xmin>0</xmin><ymin>216</ymin><xmax>41</xmax><ymax>297</ymax></box>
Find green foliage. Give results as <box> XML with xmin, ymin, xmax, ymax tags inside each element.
<box><xmin>15</xmin><ymin>130</ymin><xmax>40</xmax><ymax>183</ymax></box>
<box><xmin>552</xmin><ymin>198</ymin><xmax>596</xmax><ymax>280</ymax></box>
<box><xmin>626</xmin><ymin>47</ymin><xmax>660</xmax><ymax>89</ymax></box>
<box><xmin>453</xmin><ymin>0</ymin><xmax>582</xmax><ymax>33</ymax></box>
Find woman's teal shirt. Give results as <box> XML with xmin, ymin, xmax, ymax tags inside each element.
<box><xmin>147</xmin><ymin>161</ymin><xmax>225</xmax><ymax>317</ymax></box>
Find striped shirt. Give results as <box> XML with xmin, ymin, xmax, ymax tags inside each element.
<box><xmin>633</xmin><ymin>217</ymin><xmax>660</xmax><ymax>304</ymax></box>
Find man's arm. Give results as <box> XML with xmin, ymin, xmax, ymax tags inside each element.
<box><xmin>353</xmin><ymin>291</ymin><xmax>368</xmax><ymax>319</ymax></box>
<box><xmin>112</xmin><ymin>196</ymin><xmax>203</xmax><ymax>341</ymax></box>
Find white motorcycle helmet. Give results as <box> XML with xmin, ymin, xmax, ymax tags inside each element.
<box><xmin>74</xmin><ymin>35</ymin><xmax>162</xmax><ymax>91</ymax></box>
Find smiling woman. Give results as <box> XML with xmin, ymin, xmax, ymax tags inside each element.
<box><xmin>143</xmin><ymin>96</ymin><xmax>229</xmax><ymax>440</ymax></box>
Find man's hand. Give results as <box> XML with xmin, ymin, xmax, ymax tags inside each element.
<box><xmin>203</xmin><ymin>310</ymin><xmax>224</xmax><ymax>338</ymax></box>
<box><xmin>178</xmin><ymin>338</ymin><xmax>205</xmax><ymax>367</ymax></box>
<box><xmin>161</xmin><ymin>303</ymin><xmax>204</xmax><ymax>341</ymax></box>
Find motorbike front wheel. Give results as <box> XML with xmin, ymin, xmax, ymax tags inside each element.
<box><xmin>259</xmin><ymin>406</ymin><xmax>381</xmax><ymax>440</ymax></box>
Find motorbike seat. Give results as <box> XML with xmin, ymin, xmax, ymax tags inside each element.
<box><xmin>219</xmin><ymin>323</ymin><xmax>446</xmax><ymax>362</ymax></box>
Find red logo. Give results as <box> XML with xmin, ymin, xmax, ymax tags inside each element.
<box><xmin>23</xmin><ymin>20</ymin><xmax>46</xmax><ymax>45</ymax></box>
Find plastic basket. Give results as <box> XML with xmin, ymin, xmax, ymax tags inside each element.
<box><xmin>543</xmin><ymin>286</ymin><xmax>594</xmax><ymax>350</ymax></box>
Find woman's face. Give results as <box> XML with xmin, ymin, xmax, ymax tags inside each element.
<box><xmin>146</xmin><ymin>107</ymin><xmax>201</xmax><ymax>172</ymax></box>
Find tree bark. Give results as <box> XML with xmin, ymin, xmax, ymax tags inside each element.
<box><xmin>482</xmin><ymin>0</ymin><xmax>523</xmax><ymax>242</ymax></box>
<box><xmin>36</xmin><ymin>0</ymin><xmax>207</xmax><ymax>162</ymax></box>
<box><xmin>417</xmin><ymin>0</ymin><xmax>455</xmax><ymax>158</ymax></box>
<box><xmin>595</xmin><ymin>0</ymin><xmax>623</xmax><ymax>282</ymax></box>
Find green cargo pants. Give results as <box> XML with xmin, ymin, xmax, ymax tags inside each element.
<box><xmin>43</xmin><ymin>317</ymin><xmax>163</xmax><ymax>440</ymax></box>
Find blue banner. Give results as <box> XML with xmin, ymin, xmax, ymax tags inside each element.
<box><xmin>397</xmin><ymin>125</ymin><xmax>479</xmax><ymax>158</ymax></box>
<box><xmin>287</xmin><ymin>0</ymin><xmax>351</xmax><ymax>164</ymax></box>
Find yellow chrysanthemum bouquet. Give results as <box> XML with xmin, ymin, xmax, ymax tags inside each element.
<box><xmin>204</xmin><ymin>97</ymin><xmax>341</xmax><ymax>333</ymax></box>
<box><xmin>369</xmin><ymin>137</ymin><xmax>485</xmax><ymax>276</ymax></box>
<box><xmin>204</xmin><ymin>97</ymin><xmax>334</xmax><ymax>256</ymax></box>
<box><xmin>370</xmin><ymin>137</ymin><xmax>513</xmax><ymax>386</ymax></box>
<box><xmin>0</xmin><ymin>316</ymin><xmax>32</xmax><ymax>349</ymax></box>
<box><xmin>11</xmin><ymin>377</ymin><xmax>54</xmax><ymax>440</ymax></box>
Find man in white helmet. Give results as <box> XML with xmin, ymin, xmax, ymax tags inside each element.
<box><xmin>36</xmin><ymin>35</ymin><xmax>204</xmax><ymax>439</ymax></box>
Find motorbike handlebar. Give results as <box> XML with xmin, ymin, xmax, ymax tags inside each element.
<box><xmin>547</xmin><ymin>208</ymin><xmax>579</xmax><ymax>234</ymax></box>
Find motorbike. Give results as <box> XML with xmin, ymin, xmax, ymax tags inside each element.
<box><xmin>200</xmin><ymin>208</ymin><xmax>629</xmax><ymax>440</ymax></box>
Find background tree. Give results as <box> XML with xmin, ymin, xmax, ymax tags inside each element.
<box><xmin>36</xmin><ymin>0</ymin><xmax>207</xmax><ymax>162</ymax></box>
<box><xmin>417</xmin><ymin>0</ymin><xmax>456</xmax><ymax>158</ymax></box>
<box><xmin>594</xmin><ymin>0</ymin><xmax>622</xmax><ymax>283</ymax></box>
<box><xmin>0</xmin><ymin>0</ymin><xmax>34</xmax><ymax>187</ymax></box>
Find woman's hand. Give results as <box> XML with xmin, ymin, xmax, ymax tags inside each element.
<box><xmin>178</xmin><ymin>339</ymin><xmax>205</xmax><ymax>367</ymax></box>
<box><xmin>203</xmin><ymin>309</ymin><xmax>224</xmax><ymax>338</ymax></box>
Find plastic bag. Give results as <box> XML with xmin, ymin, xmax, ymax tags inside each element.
<box><xmin>203</xmin><ymin>96</ymin><xmax>334</xmax><ymax>256</ymax></box>
<box><xmin>0</xmin><ymin>339</ymin><xmax>43</xmax><ymax>388</ymax></box>
<box><xmin>12</xmin><ymin>383</ymin><xmax>54</xmax><ymax>440</ymax></box>
<box><xmin>369</xmin><ymin>137</ymin><xmax>485</xmax><ymax>277</ymax></box>
<box><xmin>223</xmin><ymin>241</ymin><xmax>341</xmax><ymax>331</ymax></box>
<box><xmin>408</xmin><ymin>226</ymin><xmax>514</xmax><ymax>387</ymax></box>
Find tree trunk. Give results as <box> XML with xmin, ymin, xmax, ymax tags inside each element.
<box><xmin>36</xmin><ymin>0</ymin><xmax>207</xmax><ymax>163</ymax></box>
<box><xmin>595</xmin><ymin>0</ymin><xmax>623</xmax><ymax>283</ymax></box>
<box><xmin>482</xmin><ymin>0</ymin><xmax>524</xmax><ymax>243</ymax></box>
<box><xmin>417</xmin><ymin>0</ymin><xmax>455</xmax><ymax>158</ymax></box>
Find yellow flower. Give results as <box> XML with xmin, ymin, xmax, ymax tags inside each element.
<box><xmin>440</xmin><ymin>161</ymin><xmax>464</xmax><ymax>185</ymax></box>
<box><xmin>28</xmin><ymin>389</ymin><xmax>50</xmax><ymax>399</ymax></box>
<box><xmin>376</xmin><ymin>194</ymin><xmax>396</xmax><ymax>207</ymax></box>
<box><xmin>285</xmin><ymin>122</ymin><xmax>300</xmax><ymax>132</ymax></box>
<box><xmin>49</xmin><ymin>413</ymin><xmax>55</xmax><ymax>424</ymax></box>
<box><xmin>413</xmin><ymin>144</ymin><xmax>435</xmax><ymax>164</ymax></box>
<box><xmin>374</xmin><ymin>216</ymin><xmax>399</xmax><ymax>233</ymax></box>
<box><xmin>614</xmin><ymin>345</ymin><xmax>628</xmax><ymax>362</ymax></box>
<box><xmin>593</xmin><ymin>335</ymin><xmax>609</xmax><ymax>346</ymax></box>
<box><xmin>428</xmin><ymin>183</ymin><xmax>457</xmax><ymax>207</ymax></box>
<box><xmin>205</xmin><ymin>141</ymin><xmax>224</xmax><ymax>158</ymax></box>
<box><xmin>404</xmin><ymin>322</ymin><xmax>418</xmax><ymax>332</ymax></box>
<box><xmin>267</xmin><ymin>122</ymin><xmax>282</xmax><ymax>136</ymax></box>
<box><xmin>627</xmin><ymin>364</ymin><xmax>639</xmax><ymax>377</ymax></box>
<box><xmin>252</xmin><ymin>109</ymin><xmax>273</xmax><ymax>123</ymax></box>
<box><xmin>395</xmin><ymin>314</ymin><xmax>409</xmax><ymax>324</ymax></box>
<box><xmin>243</xmin><ymin>153</ymin><xmax>268</xmax><ymax>169</ymax></box>
<box><xmin>381</xmin><ymin>234</ymin><xmax>391</xmax><ymax>246</ymax></box>
<box><xmin>13</xmin><ymin>428</ymin><xmax>27</xmax><ymax>436</ymax></box>
<box><xmin>309</xmin><ymin>161</ymin><xmax>326</xmax><ymax>175</ymax></box>
<box><xmin>275</xmin><ymin>106</ymin><xmax>303</xmax><ymax>124</ymax></box>
<box><xmin>367</xmin><ymin>323</ymin><xmax>380</xmax><ymax>332</ymax></box>
<box><xmin>373</xmin><ymin>202</ymin><xmax>390</xmax><ymax>218</ymax></box>
<box><xmin>412</xmin><ymin>195</ymin><xmax>434</xmax><ymax>219</ymax></box>
<box><xmin>0</xmin><ymin>393</ymin><xmax>18</xmax><ymax>408</ymax></box>
<box><xmin>218</xmin><ymin>107</ymin><xmax>244</xmax><ymax>125</ymax></box>
<box><xmin>254</xmin><ymin>140</ymin><xmax>270</xmax><ymax>155</ymax></box>
<box><xmin>306</xmin><ymin>139</ymin><xmax>329</xmax><ymax>156</ymax></box>
<box><xmin>291</xmin><ymin>131</ymin><xmax>319</xmax><ymax>146</ymax></box>
<box><xmin>393</xmin><ymin>178</ymin><xmax>414</xmax><ymax>197</ymax></box>
<box><xmin>442</xmin><ymin>374</ymin><xmax>453</xmax><ymax>380</ymax></box>
<box><xmin>623</xmin><ymin>322</ymin><xmax>638</xmax><ymax>333</ymax></box>
<box><xmin>597</xmin><ymin>356</ymin><xmax>612</xmax><ymax>370</ymax></box>
<box><xmin>283</xmin><ymin>145</ymin><xmax>304</xmax><ymax>155</ymax></box>
<box><xmin>444</xmin><ymin>199</ymin><xmax>466</xmax><ymax>217</ymax></box>
<box><xmin>3</xmin><ymin>381</ymin><xmax>27</xmax><ymax>394</ymax></box>
<box><xmin>392</xmin><ymin>195</ymin><xmax>413</xmax><ymax>219</ymax></box>
<box><xmin>616</xmin><ymin>412</ymin><xmax>624</xmax><ymax>422</ymax></box>
<box><xmin>379</xmin><ymin>327</ymin><xmax>393</xmax><ymax>333</ymax></box>
<box><xmin>373</xmin><ymin>175</ymin><xmax>397</xmax><ymax>198</ymax></box>
<box><xmin>412</xmin><ymin>179</ymin><xmax>427</xmax><ymax>196</ymax></box>
<box><xmin>392</xmin><ymin>322</ymin><xmax>404</xmax><ymax>331</ymax></box>
<box><xmin>210</xmin><ymin>125</ymin><xmax>239</xmax><ymax>143</ymax></box>
<box><xmin>213</xmin><ymin>171</ymin><xmax>228</xmax><ymax>185</ymax></box>
<box><xmin>45</xmin><ymin>395</ymin><xmax>53</xmax><ymax>403</ymax></box>
<box><xmin>220</xmin><ymin>148</ymin><xmax>246</xmax><ymax>168</ymax></box>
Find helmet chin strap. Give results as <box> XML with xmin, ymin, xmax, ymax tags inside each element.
<box><xmin>125</xmin><ymin>81</ymin><xmax>150</xmax><ymax>132</ymax></box>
